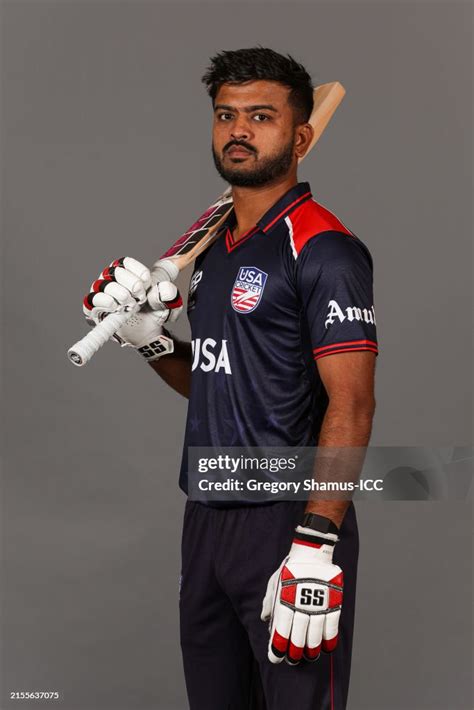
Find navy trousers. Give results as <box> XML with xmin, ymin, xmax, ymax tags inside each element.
<box><xmin>180</xmin><ymin>500</ymin><xmax>359</xmax><ymax>710</ymax></box>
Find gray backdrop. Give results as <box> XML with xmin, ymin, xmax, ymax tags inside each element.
<box><xmin>1</xmin><ymin>1</ymin><xmax>472</xmax><ymax>709</ymax></box>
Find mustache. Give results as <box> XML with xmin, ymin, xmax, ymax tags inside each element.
<box><xmin>223</xmin><ymin>140</ymin><xmax>257</xmax><ymax>155</ymax></box>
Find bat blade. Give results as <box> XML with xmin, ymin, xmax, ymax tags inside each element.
<box><xmin>305</xmin><ymin>81</ymin><xmax>346</xmax><ymax>154</ymax></box>
<box><xmin>160</xmin><ymin>189</ymin><xmax>233</xmax><ymax>261</ymax></box>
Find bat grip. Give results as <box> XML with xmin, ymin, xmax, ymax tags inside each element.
<box><xmin>67</xmin><ymin>311</ymin><xmax>130</xmax><ymax>366</ymax></box>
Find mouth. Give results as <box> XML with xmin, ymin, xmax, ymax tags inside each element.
<box><xmin>226</xmin><ymin>146</ymin><xmax>254</xmax><ymax>158</ymax></box>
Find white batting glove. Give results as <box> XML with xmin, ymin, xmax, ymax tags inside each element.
<box><xmin>83</xmin><ymin>257</ymin><xmax>183</xmax><ymax>362</ymax></box>
<box><xmin>261</xmin><ymin>517</ymin><xmax>343</xmax><ymax>665</ymax></box>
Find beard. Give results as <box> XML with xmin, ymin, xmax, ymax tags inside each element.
<box><xmin>212</xmin><ymin>136</ymin><xmax>295</xmax><ymax>188</ymax></box>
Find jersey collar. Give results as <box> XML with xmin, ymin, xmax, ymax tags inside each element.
<box><xmin>256</xmin><ymin>182</ymin><xmax>313</xmax><ymax>233</ymax></box>
<box><xmin>222</xmin><ymin>182</ymin><xmax>313</xmax><ymax>252</ymax></box>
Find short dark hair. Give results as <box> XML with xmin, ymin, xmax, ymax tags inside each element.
<box><xmin>202</xmin><ymin>47</ymin><xmax>314</xmax><ymax>123</ymax></box>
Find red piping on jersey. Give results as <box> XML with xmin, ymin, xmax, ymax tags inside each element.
<box><xmin>314</xmin><ymin>339</ymin><xmax>378</xmax><ymax>354</ymax></box>
<box><xmin>225</xmin><ymin>226</ymin><xmax>259</xmax><ymax>253</ymax></box>
<box><xmin>315</xmin><ymin>346</ymin><xmax>378</xmax><ymax>360</ymax></box>
<box><xmin>261</xmin><ymin>191</ymin><xmax>312</xmax><ymax>233</ymax></box>
<box><xmin>225</xmin><ymin>192</ymin><xmax>311</xmax><ymax>252</ymax></box>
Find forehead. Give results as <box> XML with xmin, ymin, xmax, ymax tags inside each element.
<box><xmin>214</xmin><ymin>80</ymin><xmax>291</xmax><ymax>109</ymax></box>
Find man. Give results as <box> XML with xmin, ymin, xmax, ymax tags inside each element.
<box><xmin>83</xmin><ymin>48</ymin><xmax>377</xmax><ymax>709</ymax></box>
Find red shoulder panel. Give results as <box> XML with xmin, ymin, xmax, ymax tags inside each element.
<box><xmin>289</xmin><ymin>199</ymin><xmax>353</xmax><ymax>257</ymax></box>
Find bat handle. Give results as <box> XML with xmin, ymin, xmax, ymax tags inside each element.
<box><xmin>67</xmin><ymin>311</ymin><xmax>130</xmax><ymax>366</ymax></box>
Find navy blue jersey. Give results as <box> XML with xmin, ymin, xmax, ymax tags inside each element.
<box><xmin>179</xmin><ymin>182</ymin><xmax>378</xmax><ymax>493</ymax></box>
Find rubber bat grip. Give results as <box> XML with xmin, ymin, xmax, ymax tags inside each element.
<box><xmin>67</xmin><ymin>311</ymin><xmax>130</xmax><ymax>366</ymax></box>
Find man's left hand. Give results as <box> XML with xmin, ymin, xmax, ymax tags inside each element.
<box><xmin>261</xmin><ymin>524</ymin><xmax>343</xmax><ymax>665</ymax></box>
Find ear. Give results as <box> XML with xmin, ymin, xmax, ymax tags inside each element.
<box><xmin>294</xmin><ymin>123</ymin><xmax>314</xmax><ymax>160</ymax></box>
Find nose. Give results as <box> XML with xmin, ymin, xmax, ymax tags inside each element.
<box><xmin>230</xmin><ymin>115</ymin><xmax>253</xmax><ymax>142</ymax></box>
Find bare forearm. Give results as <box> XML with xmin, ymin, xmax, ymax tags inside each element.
<box><xmin>148</xmin><ymin>337</ymin><xmax>192</xmax><ymax>398</ymax></box>
<box><xmin>305</xmin><ymin>398</ymin><xmax>375</xmax><ymax>527</ymax></box>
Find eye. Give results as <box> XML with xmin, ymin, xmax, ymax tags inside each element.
<box><xmin>217</xmin><ymin>112</ymin><xmax>234</xmax><ymax>121</ymax></box>
<box><xmin>253</xmin><ymin>114</ymin><xmax>271</xmax><ymax>122</ymax></box>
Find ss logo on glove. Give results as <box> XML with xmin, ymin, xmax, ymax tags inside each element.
<box><xmin>300</xmin><ymin>588</ymin><xmax>325</xmax><ymax>607</ymax></box>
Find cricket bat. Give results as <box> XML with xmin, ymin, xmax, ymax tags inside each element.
<box><xmin>67</xmin><ymin>82</ymin><xmax>345</xmax><ymax>366</ymax></box>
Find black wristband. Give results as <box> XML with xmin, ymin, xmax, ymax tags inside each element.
<box><xmin>301</xmin><ymin>513</ymin><xmax>339</xmax><ymax>535</ymax></box>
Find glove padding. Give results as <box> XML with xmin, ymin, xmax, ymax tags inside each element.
<box><xmin>83</xmin><ymin>257</ymin><xmax>183</xmax><ymax>360</ymax></box>
<box><xmin>261</xmin><ymin>525</ymin><xmax>343</xmax><ymax>665</ymax></box>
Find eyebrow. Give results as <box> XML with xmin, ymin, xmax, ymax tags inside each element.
<box><xmin>214</xmin><ymin>104</ymin><xmax>279</xmax><ymax>113</ymax></box>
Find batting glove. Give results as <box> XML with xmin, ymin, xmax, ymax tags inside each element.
<box><xmin>83</xmin><ymin>257</ymin><xmax>183</xmax><ymax>362</ymax></box>
<box><xmin>261</xmin><ymin>516</ymin><xmax>343</xmax><ymax>665</ymax></box>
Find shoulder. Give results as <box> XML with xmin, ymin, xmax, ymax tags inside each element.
<box><xmin>286</xmin><ymin>197</ymin><xmax>352</xmax><ymax>256</ymax></box>
<box><xmin>286</xmin><ymin>198</ymin><xmax>373</xmax><ymax>269</ymax></box>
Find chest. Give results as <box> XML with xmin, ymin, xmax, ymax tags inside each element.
<box><xmin>187</xmin><ymin>228</ymin><xmax>299</xmax><ymax>329</ymax></box>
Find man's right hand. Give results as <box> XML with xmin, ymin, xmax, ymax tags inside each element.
<box><xmin>83</xmin><ymin>257</ymin><xmax>183</xmax><ymax>362</ymax></box>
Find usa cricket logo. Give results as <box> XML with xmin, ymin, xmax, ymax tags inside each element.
<box><xmin>231</xmin><ymin>267</ymin><xmax>268</xmax><ymax>314</ymax></box>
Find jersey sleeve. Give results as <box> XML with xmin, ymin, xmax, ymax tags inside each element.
<box><xmin>294</xmin><ymin>231</ymin><xmax>378</xmax><ymax>362</ymax></box>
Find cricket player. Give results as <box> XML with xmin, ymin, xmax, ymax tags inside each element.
<box><xmin>83</xmin><ymin>48</ymin><xmax>378</xmax><ymax>709</ymax></box>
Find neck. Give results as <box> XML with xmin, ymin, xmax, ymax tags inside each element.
<box><xmin>231</xmin><ymin>171</ymin><xmax>298</xmax><ymax>241</ymax></box>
